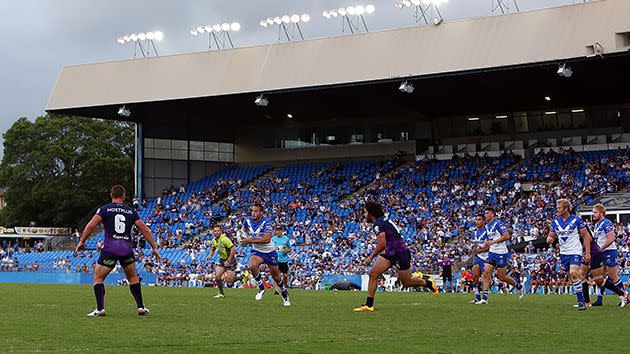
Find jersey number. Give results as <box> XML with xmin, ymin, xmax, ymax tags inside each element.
<box><xmin>115</xmin><ymin>214</ymin><xmax>126</xmax><ymax>233</ymax></box>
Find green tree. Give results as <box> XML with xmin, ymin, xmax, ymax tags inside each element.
<box><xmin>0</xmin><ymin>114</ymin><xmax>134</xmax><ymax>226</ymax></box>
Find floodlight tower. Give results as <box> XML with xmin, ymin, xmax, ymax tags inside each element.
<box><xmin>322</xmin><ymin>4</ymin><xmax>376</xmax><ymax>34</ymax></box>
<box><xmin>260</xmin><ymin>14</ymin><xmax>311</xmax><ymax>42</ymax></box>
<box><xmin>117</xmin><ymin>31</ymin><xmax>163</xmax><ymax>58</ymax></box>
<box><xmin>492</xmin><ymin>0</ymin><xmax>520</xmax><ymax>14</ymax></box>
<box><xmin>191</xmin><ymin>22</ymin><xmax>240</xmax><ymax>50</ymax></box>
<box><xmin>394</xmin><ymin>0</ymin><xmax>447</xmax><ymax>25</ymax></box>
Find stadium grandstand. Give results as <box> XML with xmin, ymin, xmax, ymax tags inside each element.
<box><xmin>2</xmin><ymin>0</ymin><xmax>630</xmax><ymax>296</ymax></box>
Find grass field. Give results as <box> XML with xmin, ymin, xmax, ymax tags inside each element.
<box><xmin>0</xmin><ymin>283</ymin><xmax>628</xmax><ymax>353</ymax></box>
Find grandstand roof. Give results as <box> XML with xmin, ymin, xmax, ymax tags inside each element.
<box><xmin>46</xmin><ymin>0</ymin><xmax>630</xmax><ymax>139</ymax></box>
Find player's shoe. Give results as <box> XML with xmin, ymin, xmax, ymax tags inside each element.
<box><xmin>518</xmin><ymin>284</ymin><xmax>525</xmax><ymax>299</ymax></box>
<box><xmin>618</xmin><ymin>292</ymin><xmax>627</xmax><ymax>308</ymax></box>
<box><xmin>474</xmin><ymin>299</ymin><xmax>488</xmax><ymax>305</ymax></box>
<box><xmin>576</xmin><ymin>302</ymin><xmax>587</xmax><ymax>311</ymax></box>
<box><xmin>573</xmin><ymin>302</ymin><xmax>592</xmax><ymax>308</ymax></box>
<box><xmin>283</xmin><ymin>298</ymin><xmax>291</xmax><ymax>307</ymax></box>
<box><xmin>353</xmin><ymin>305</ymin><xmax>375</xmax><ymax>312</ymax></box>
<box><xmin>86</xmin><ymin>309</ymin><xmax>105</xmax><ymax>317</ymax></box>
<box><xmin>427</xmin><ymin>280</ymin><xmax>439</xmax><ymax>297</ymax></box>
<box><xmin>255</xmin><ymin>289</ymin><xmax>265</xmax><ymax>301</ymax></box>
<box><xmin>591</xmin><ymin>301</ymin><xmax>603</xmax><ymax>307</ymax></box>
<box><xmin>213</xmin><ymin>293</ymin><xmax>225</xmax><ymax>299</ymax></box>
<box><xmin>469</xmin><ymin>299</ymin><xmax>478</xmax><ymax>304</ymax></box>
<box><xmin>137</xmin><ymin>307</ymin><xmax>150</xmax><ymax>316</ymax></box>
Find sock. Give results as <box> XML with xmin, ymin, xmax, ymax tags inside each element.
<box><xmin>605</xmin><ymin>278</ymin><xmax>625</xmax><ymax>296</ymax></box>
<box><xmin>365</xmin><ymin>296</ymin><xmax>374</xmax><ymax>307</ymax></box>
<box><xmin>277</xmin><ymin>279</ymin><xmax>289</xmax><ymax>301</ymax></box>
<box><xmin>482</xmin><ymin>291</ymin><xmax>488</xmax><ymax>301</ymax></box>
<box><xmin>597</xmin><ymin>285</ymin><xmax>604</xmax><ymax>303</ymax></box>
<box><xmin>573</xmin><ymin>281</ymin><xmax>585</xmax><ymax>304</ymax></box>
<box><xmin>254</xmin><ymin>273</ymin><xmax>265</xmax><ymax>292</ymax></box>
<box><xmin>614</xmin><ymin>279</ymin><xmax>626</xmax><ymax>295</ymax></box>
<box><xmin>217</xmin><ymin>279</ymin><xmax>224</xmax><ymax>294</ymax></box>
<box><xmin>130</xmin><ymin>283</ymin><xmax>144</xmax><ymax>308</ymax></box>
<box><xmin>474</xmin><ymin>282</ymin><xmax>481</xmax><ymax>301</ymax></box>
<box><xmin>94</xmin><ymin>283</ymin><xmax>105</xmax><ymax>311</ymax></box>
<box><xmin>582</xmin><ymin>281</ymin><xmax>590</xmax><ymax>303</ymax></box>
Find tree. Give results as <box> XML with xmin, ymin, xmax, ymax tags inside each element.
<box><xmin>0</xmin><ymin>114</ymin><xmax>134</xmax><ymax>226</ymax></box>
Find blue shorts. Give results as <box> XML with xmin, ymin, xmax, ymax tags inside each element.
<box><xmin>250</xmin><ymin>250</ymin><xmax>278</xmax><ymax>267</ymax></box>
<box><xmin>603</xmin><ymin>249</ymin><xmax>619</xmax><ymax>267</ymax></box>
<box><xmin>486</xmin><ymin>252</ymin><xmax>510</xmax><ymax>269</ymax></box>
<box><xmin>560</xmin><ymin>254</ymin><xmax>582</xmax><ymax>272</ymax></box>
<box><xmin>381</xmin><ymin>249</ymin><xmax>412</xmax><ymax>271</ymax></box>
<box><xmin>473</xmin><ymin>255</ymin><xmax>486</xmax><ymax>271</ymax></box>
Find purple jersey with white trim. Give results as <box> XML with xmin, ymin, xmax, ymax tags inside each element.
<box><xmin>97</xmin><ymin>203</ymin><xmax>140</xmax><ymax>256</ymax></box>
<box><xmin>374</xmin><ymin>217</ymin><xmax>409</xmax><ymax>256</ymax></box>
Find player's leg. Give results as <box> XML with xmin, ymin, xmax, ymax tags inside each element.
<box><xmin>214</xmin><ymin>265</ymin><xmax>226</xmax><ymax>297</ymax></box>
<box><xmin>269</xmin><ymin>264</ymin><xmax>290</xmax><ymax>304</ymax></box>
<box><xmin>397</xmin><ymin>269</ymin><xmax>438</xmax><ymax>295</ymax></box>
<box><xmin>471</xmin><ymin>264</ymin><xmax>482</xmax><ymax>302</ymax></box>
<box><xmin>122</xmin><ymin>261</ymin><xmax>148</xmax><ymax>315</ymax></box>
<box><xmin>603</xmin><ymin>251</ymin><xmax>627</xmax><ymax>306</ymax></box>
<box><xmin>355</xmin><ymin>255</ymin><xmax>391</xmax><ymax>311</ymax></box>
<box><xmin>249</xmin><ymin>254</ymin><xmax>266</xmax><ymax>294</ymax></box>
<box><xmin>480</xmin><ymin>262</ymin><xmax>494</xmax><ymax>303</ymax></box>
<box><xmin>89</xmin><ymin>264</ymin><xmax>113</xmax><ymax>316</ymax></box>
<box><xmin>225</xmin><ymin>270</ymin><xmax>236</xmax><ymax>284</ymax></box>
<box><xmin>579</xmin><ymin>264</ymin><xmax>591</xmax><ymax>304</ymax></box>
<box><xmin>568</xmin><ymin>263</ymin><xmax>586</xmax><ymax>310</ymax></box>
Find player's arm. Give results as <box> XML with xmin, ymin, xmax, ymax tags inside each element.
<box><xmin>207</xmin><ymin>247</ymin><xmax>216</xmax><ymax>261</ymax></box>
<box><xmin>489</xmin><ymin>231</ymin><xmax>511</xmax><ymax>245</ymax></box>
<box><xmin>243</xmin><ymin>232</ymin><xmax>273</xmax><ymax>244</ymax></box>
<box><xmin>135</xmin><ymin>219</ymin><xmax>161</xmax><ymax>260</ymax></box>
<box><xmin>226</xmin><ymin>246</ymin><xmax>236</xmax><ymax>263</ymax></box>
<box><xmin>364</xmin><ymin>232</ymin><xmax>386</xmax><ymax>266</ymax></box>
<box><xmin>579</xmin><ymin>228</ymin><xmax>591</xmax><ymax>262</ymax></box>
<box><xmin>75</xmin><ymin>214</ymin><xmax>102</xmax><ymax>252</ymax></box>
<box><xmin>600</xmin><ymin>230</ymin><xmax>615</xmax><ymax>251</ymax></box>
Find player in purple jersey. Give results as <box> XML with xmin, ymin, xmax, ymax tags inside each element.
<box><xmin>354</xmin><ymin>202</ymin><xmax>438</xmax><ymax>312</ymax></box>
<box><xmin>75</xmin><ymin>185</ymin><xmax>160</xmax><ymax>317</ymax></box>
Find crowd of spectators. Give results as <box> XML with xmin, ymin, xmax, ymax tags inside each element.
<box><xmin>4</xmin><ymin>148</ymin><xmax>630</xmax><ymax>291</ymax></box>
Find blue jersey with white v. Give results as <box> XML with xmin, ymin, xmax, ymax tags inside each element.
<box><xmin>485</xmin><ymin>218</ymin><xmax>509</xmax><ymax>254</ymax></box>
<box><xmin>244</xmin><ymin>216</ymin><xmax>275</xmax><ymax>253</ymax></box>
<box><xmin>594</xmin><ymin>218</ymin><xmax>615</xmax><ymax>251</ymax></box>
<box><xmin>551</xmin><ymin>215</ymin><xmax>586</xmax><ymax>255</ymax></box>
<box><xmin>470</xmin><ymin>227</ymin><xmax>489</xmax><ymax>260</ymax></box>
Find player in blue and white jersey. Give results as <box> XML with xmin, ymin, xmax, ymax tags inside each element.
<box><xmin>239</xmin><ymin>203</ymin><xmax>290</xmax><ymax>306</ymax></box>
<box><xmin>591</xmin><ymin>203</ymin><xmax>627</xmax><ymax>307</ymax></box>
<box><xmin>476</xmin><ymin>207</ymin><xmax>524</xmax><ymax>305</ymax></box>
<box><xmin>547</xmin><ymin>199</ymin><xmax>604</xmax><ymax>311</ymax></box>
<box><xmin>468</xmin><ymin>214</ymin><xmax>489</xmax><ymax>303</ymax></box>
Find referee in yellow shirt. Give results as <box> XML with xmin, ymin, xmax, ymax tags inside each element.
<box><xmin>206</xmin><ymin>225</ymin><xmax>236</xmax><ymax>298</ymax></box>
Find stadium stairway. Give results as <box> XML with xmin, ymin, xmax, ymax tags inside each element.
<box><xmin>340</xmin><ymin>160</ymin><xmax>412</xmax><ymax>204</ymax></box>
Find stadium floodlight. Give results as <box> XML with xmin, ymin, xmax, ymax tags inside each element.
<box><xmin>191</xmin><ymin>21</ymin><xmax>239</xmax><ymax>50</ymax></box>
<box><xmin>557</xmin><ymin>63</ymin><xmax>573</xmax><ymax>78</ymax></box>
<box><xmin>394</xmin><ymin>0</ymin><xmax>446</xmax><ymax>25</ymax></box>
<box><xmin>117</xmin><ymin>105</ymin><xmax>131</xmax><ymax>117</ymax></box>
<box><xmin>287</xmin><ymin>113</ymin><xmax>294</xmax><ymax>119</ymax></box>
<box><xmin>322</xmin><ymin>4</ymin><xmax>375</xmax><ymax>33</ymax></box>
<box><xmin>399</xmin><ymin>81</ymin><xmax>414</xmax><ymax>94</ymax></box>
<box><xmin>255</xmin><ymin>94</ymin><xmax>269</xmax><ymax>107</ymax></box>
<box><xmin>544</xmin><ymin>96</ymin><xmax>551</xmax><ymax>101</ymax></box>
<box><xmin>260</xmin><ymin>13</ymin><xmax>310</xmax><ymax>41</ymax></box>
<box><xmin>467</xmin><ymin>117</ymin><xmax>480</xmax><ymax>121</ymax></box>
<box><xmin>496</xmin><ymin>115</ymin><xmax>508</xmax><ymax>119</ymax></box>
<box><xmin>117</xmin><ymin>30</ymin><xmax>162</xmax><ymax>58</ymax></box>
<box><xmin>492</xmin><ymin>0</ymin><xmax>520</xmax><ymax>14</ymax></box>
<box><xmin>571</xmin><ymin>109</ymin><xmax>584</xmax><ymax>113</ymax></box>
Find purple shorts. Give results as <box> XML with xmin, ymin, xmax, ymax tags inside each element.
<box><xmin>250</xmin><ymin>250</ymin><xmax>278</xmax><ymax>267</ymax></box>
<box><xmin>381</xmin><ymin>249</ymin><xmax>412</xmax><ymax>271</ymax></box>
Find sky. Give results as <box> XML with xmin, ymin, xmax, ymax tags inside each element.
<box><xmin>0</xmin><ymin>0</ymin><xmax>583</xmax><ymax>159</ymax></box>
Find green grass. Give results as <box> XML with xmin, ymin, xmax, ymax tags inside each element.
<box><xmin>0</xmin><ymin>283</ymin><xmax>628</xmax><ymax>353</ymax></box>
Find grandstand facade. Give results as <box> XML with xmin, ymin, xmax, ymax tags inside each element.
<box><xmin>18</xmin><ymin>0</ymin><xmax>627</xmax><ymax>289</ymax></box>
